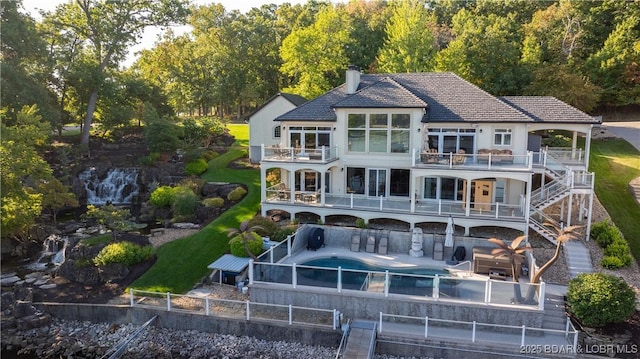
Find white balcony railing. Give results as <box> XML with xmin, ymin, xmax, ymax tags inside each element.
<box><xmin>412</xmin><ymin>149</ymin><xmax>533</xmax><ymax>171</ymax></box>
<box><xmin>262</xmin><ymin>145</ymin><xmax>339</xmax><ymax>163</ymax></box>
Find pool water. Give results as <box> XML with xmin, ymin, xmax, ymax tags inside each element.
<box><xmin>296</xmin><ymin>257</ymin><xmax>450</xmax><ymax>294</ymax></box>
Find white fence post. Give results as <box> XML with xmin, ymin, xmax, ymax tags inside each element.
<box><xmin>292</xmin><ymin>263</ymin><xmax>297</xmax><ymax>288</ymax></box>
<box><xmin>287</xmin><ymin>235</ymin><xmax>292</xmax><ymax>257</ymax></box>
<box><xmin>472</xmin><ymin>321</ymin><xmax>476</xmax><ymax>342</ymax></box>
<box><xmin>166</xmin><ymin>292</ymin><xmax>171</xmax><ymax>311</ymax></box>
<box><xmin>248</xmin><ymin>259</ymin><xmax>254</xmax><ymax>285</ymax></box>
<box><xmin>384</xmin><ymin>270</ymin><xmax>389</xmax><ymax>297</ymax></box>
<box><xmin>378</xmin><ymin>312</ymin><xmax>383</xmax><ymax>334</ymax></box>
<box><xmin>337</xmin><ymin>267</ymin><xmax>342</xmax><ymax>293</ymax></box>
<box><xmin>246</xmin><ymin>300</ymin><xmax>250</xmax><ymax>320</ymax></box>
<box><xmin>288</xmin><ymin>304</ymin><xmax>293</xmax><ymax>325</ymax></box>
<box><xmin>425</xmin><ymin>316</ymin><xmax>429</xmax><ymax>338</ymax></box>
<box><xmin>350</xmin><ymin>193</ymin><xmax>354</xmax><ymax>208</ymax></box>
<box><xmin>333</xmin><ymin>309</ymin><xmax>338</xmax><ymax>330</ymax></box>
<box><xmin>539</xmin><ymin>282</ymin><xmax>545</xmax><ymax>310</ymax></box>
<box><xmin>485</xmin><ymin>280</ymin><xmax>491</xmax><ymax>304</ymax></box>
<box><xmin>432</xmin><ymin>275</ymin><xmax>439</xmax><ymax>299</ymax></box>
<box><xmin>129</xmin><ymin>288</ymin><xmax>134</xmax><ymax>307</ymax></box>
<box><xmin>205</xmin><ymin>296</ymin><xmax>210</xmax><ymax>316</ymax></box>
<box><xmin>379</xmin><ymin>195</ymin><xmax>383</xmax><ymax>210</ymax></box>
<box><xmin>521</xmin><ymin>325</ymin><xmax>526</xmax><ymax>346</ymax></box>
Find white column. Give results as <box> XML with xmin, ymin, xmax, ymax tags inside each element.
<box><xmin>289</xmin><ymin>170</ymin><xmax>295</xmax><ymax>203</ymax></box>
<box><xmin>260</xmin><ymin>166</ymin><xmax>267</xmax><ymax>216</ymax></box>
<box><xmin>410</xmin><ymin>173</ymin><xmax>417</xmax><ymax>213</ymax></box>
<box><xmin>572</xmin><ymin>131</ymin><xmax>578</xmax><ymax>159</ymax></box>
<box><xmin>586</xmin><ymin>192</ymin><xmax>594</xmax><ymax>241</ymax></box>
<box><xmin>585</xmin><ymin>126</ymin><xmax>593</xmax><ymax>169</ymax></box>
<box><xmin>567</xmin><ymin>193</ymin><xmax>573</xmax><ymax>227</ymax></box>
<box><xmin>465</xmin><ymin>179</ymin><xmax>472</xmax><ymax>217</ymax></box>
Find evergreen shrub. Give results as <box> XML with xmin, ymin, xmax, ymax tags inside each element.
<box><xmin>567</xmin><ymin>273</ymin><xmax>636</xmax><ymax>327</ymax></box>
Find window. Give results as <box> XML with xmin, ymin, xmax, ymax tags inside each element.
<box><xmin>348</xmin><ymin>113</ymin><xmax>411</xmax><ymax>153</ymax></box>
<box><xmin>390</xmin><ymin>169</ymin><xmax>410</xmax><ymax>197</ymax></box>
<box><xmin>348</xmin><ymin>114</ymin><xmax>366</xmax><ymax>152</ymax></box>
<box><xmin>273</xmin><ymin>125</ymin><xmax>281</xmax><ymax>138</ymax></box>
<box><xmin>346</xmin><ymin>167</ymin><xmax>365</xmax><ymax>194</ymax></box>
<box><xmin>494</xmin><ymin>129</ymin><xmax>512</xmax><ymax>146</ymax></box>
<box><xmin>427</xmin><ymin>128</ymin><xmax>476</xmax><ymax>153</ymax></box>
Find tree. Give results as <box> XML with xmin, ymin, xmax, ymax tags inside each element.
<box><xmin>38</xmin><ymin>178</ymin><xmax>79</xmax><ymax>224</ymax></box>
<box><xmin>342</xmin><ymin>0</ymin><xmax>390</xmax><ymax>71</ymax></box>
<box><xmin>488</xmin><ymin>235</ymin><xmax>530</xmax><ymax>303</ymax></box>
<box><xmin>0</xmin><ymin>106</ymin><xmax>54</xmax><ymax>241</ymax></box>
<box><xmin>84</xmin><ymin>204</ymin><xmax>136</xmax><ymax>240</ymax></box>
<box><xmin>434</xmin><ymin>9</ymin><xmax>527</xmax><ymax>95</ymax></box>
<box><xmin>567</xmin><ymin>273</ymin><xmax>636</xmax><ymax>327</ymax></box>
<box><xmin>280</xmin><ymin>5</ymin><xmax>351</xmax><ymax>98</ymax></box>
<box><xmin>45</xmin><ymin>0</ymin><xmax>189</xmax><ymax>146</ymax></box>
<box><xmin>376</xmin><ymin>0</ymin><xmax>438</xmax><ymax>73</ymax></box>
<box><xmin>226</xmin><ymin>220</ymin><xmax>264</xmax><ymax>261</ymax></box>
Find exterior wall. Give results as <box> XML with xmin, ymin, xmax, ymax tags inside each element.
<box><xmin>249</xmin><ymin>96</ymin><xmax>298</xmax><ymax>163</ymax></box>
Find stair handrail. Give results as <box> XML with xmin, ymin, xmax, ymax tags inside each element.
<box><xmin>334</xmin><ymin>319</ymin><xmax>352</xmax><ymax>359</ymax></box>
<box><xmin>448</xmin><ymin>260</ymin><xmax>472</xmax><ymax>272</ymax></box>
<box><xmin>530</xmin><ymin>174</ymin><xmax>571</xmax><ymax>207</ymax></box>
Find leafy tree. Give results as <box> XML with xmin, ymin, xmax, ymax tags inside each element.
<box><xmin>45</xmin><ymin>0</ymin><xmax>189</xmax><ymax>145</ymax></box>
<box><xmin>584</xmin><ymin>14</ymin><xmax>640</xmax><ymax>107</ymax></box>
<box><xmin>144</xmin><ymin>116</ymin><xmax>180</xmax><ymax>156</ymax></box>
<box><xmin>434</xmin><ymin>9</ymin><xmax>527</xmax><ymax>95</ymax></box>
<box><xmin>524</xmin><ymin>64</ymin><xmax>602</xmax><ymax>113</ymax></box>
<box><xmin>376</xmin><ymin>0</ymin><xmax>438</xmax><ymax>73</ymax></box>
<box><xmin>1</xmin><ymin>1</ymin><xmax>61</xmax><ymax>126</ymax></box>
<box><xmin>342</xmin><ymin>0</ymin><xmax>390</xmax><ymax>71</ymax></box>
<box><xmin>38</xmin><ymin>178</ymin><xmax>79</xmax><ymax>224</ymax></box>
<box><xmin>567</xmin><ymin>273</ymin><xmax>636</xmax><ymax>327</ymax></box>
<box><xmin>0</xmin><ymin>106</ymin><xmax>53</xmax><ymax>241</ymax></box>
<box><xmin>226</xmin><ymin>220</ymin><xmax>264</xmax><ymax>261</ymax></box>
<box><xmin>84</xmin><ymin>204</ymin><xmax>136</xmax><ymax>240</ymax></box>
<box><xmin>280</xmin><ymin>5</ymin><xmax>351</xmax><ymax>98</ymax></box>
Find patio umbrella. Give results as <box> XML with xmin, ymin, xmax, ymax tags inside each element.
<box><xmin>445</xmin><ymin>216</ymin><xmax>454</xmax><ymax>247</ymax></box>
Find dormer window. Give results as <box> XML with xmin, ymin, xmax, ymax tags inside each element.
<box><xmin>494</xmin><ymin>129</ymin><xmax>512</xmax><ymax>146</ymax></box>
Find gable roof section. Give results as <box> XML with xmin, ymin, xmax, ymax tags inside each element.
<box><xmin>332</xmin><ymin>77</ymin><xmax>428</xmax><ymax>108</ymax></box>
<box><xmin>247</xmin><ymin>92</ymin><xmax>307</xmax><ymax>120</ymax></box>
<box><xmin>499</xmin><ymin>96</ymin><xmax>599</xmax><ymax>123</ymax></box>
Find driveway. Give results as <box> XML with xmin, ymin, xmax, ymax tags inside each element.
<box><xmin>600</xmin><ymin>121</ymin><xmax>640</xmax><ymax>151</ymax></box>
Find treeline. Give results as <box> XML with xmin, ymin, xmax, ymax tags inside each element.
<box><xmin>2</xmin><ymin>0</ymin><xmax>639</xmax><ymax>139</ymax></box>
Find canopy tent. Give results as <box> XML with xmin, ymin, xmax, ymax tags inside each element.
<box><xmin>207</xmin><ymin>254</ymin><xmax>251</xmax><ymax>285</ymax></box>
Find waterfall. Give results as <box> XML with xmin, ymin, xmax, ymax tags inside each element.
<box><xmin>79</xmin><ymin>167</ymin><xmax>139</xmax><ymax>205</ymax></box>
<box><xmin>27</xmin><ymin>235</ymin><xmax>68</xmax><ymax>270</ymax></box>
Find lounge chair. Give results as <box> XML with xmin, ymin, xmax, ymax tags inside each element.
<box><xmin>351</xmin><ymin>234</ymin><xmax>361</xmax><ymax>252</ymax></box>
<box><xmin>378</xmin><ymin>234</ymin><xmax>388</xmax><ymax>255</ymax></box>
<box><xmin>366</xmin><ymin>236</ymin><xmax>376</xmax><ymax>253</ymax></box>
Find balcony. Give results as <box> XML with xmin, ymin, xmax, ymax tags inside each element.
<box><xmin>412</xmin><ymin>148</ymin><xmax>533</xmax><ymax>171</ymax></box>
<box><xmin>265</xmin><ymin>190</ymin><xmax>525</xmax><ymax>221</ymax></box>
<box><xmin>262</xmin><ymin>145</ymin><xmax>339</xmax><ymax>164</ymax></box>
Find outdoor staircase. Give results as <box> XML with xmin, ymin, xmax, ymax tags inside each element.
<box><xmin>563</xmin><ymin>240</ymin><xmax>594</xmax><ymax>278</ymax></box>
<box><xmin>541</xmin><ymin>292</ymin><xmax>568</xmax><ymax>331</ymax></box>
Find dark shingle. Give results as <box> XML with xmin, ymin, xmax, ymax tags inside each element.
<box><xmin>499</xmin><ymin>96</ymin><xmax>599</xmax><ymax>123</ymax></box>
<box><xmin>332</xmin><ymin>77</ymin><xmax>428</xmax><ymax>108</ymax></box>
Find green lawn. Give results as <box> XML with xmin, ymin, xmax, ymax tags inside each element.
<box><xmin>589</xmin><ymin>138</ymin><xmax>640</xmax><ymax>261</ymax></box>
<box><xmin>131</xmin><ymin>124</ymin><xmax>260</xmax><ymax>293</ymax></box>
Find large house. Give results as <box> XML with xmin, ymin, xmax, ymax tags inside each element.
<box><xmin>258</xmin><ymin>68</ymin><xmax>599</xmax><ymax>242</ymax></box>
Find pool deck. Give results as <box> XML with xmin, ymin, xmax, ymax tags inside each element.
<box><xmin>280</xmin><ymin>243</ymin><xmax>518</xmax><ymax>282</ymax></box>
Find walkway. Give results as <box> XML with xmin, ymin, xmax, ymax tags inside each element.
<box><xmin>563</xmin><ymin>241</ymin><xmax>593</xmax><ymax>278</ymax></box>
<box><xmin>344</xmin><ymin>320</ymin><xmax>377</xmax><ymax>359</ymax></box>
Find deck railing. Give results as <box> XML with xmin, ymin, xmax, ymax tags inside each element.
<box><xmin>128</xmin><ymin>288</ymin><xmax>339</xmax><ymax>329</ymax></box>
<box><xmin>249</xmin><ymin>261</ymin><xmax>544</xmax><ymax>310</ymax></box>
<box><xmin>261</xmin><ymin>144</ymin><xmax>339</xmax><ymax>163</ymax></box>
<box><xmin>377</xmin><ymin>312</ymin><xmax>578</xmax><ymax>351</ymax></box>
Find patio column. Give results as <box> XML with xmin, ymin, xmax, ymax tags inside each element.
<box><xmin>584</xmin><ymin>126</ymin><xmax>593</xmax><ymax>169</ymax></box>
<box><xmin>572</xmin><ymin>131</ymin><xmax>578</xmax><ymax>159</ymax></box>
<box><xmin>320</xmin><ymin>170</ymin><xmax>326</xmax><ymax>205</ymax></box>
<box><xmin>465</xmin><ymin>179</ymin><xmax>472</xmax><ymax>217</ymax></box>
<box><xmin>260</xmin><ymin>166</ymin><xmax>267</xmax><ymax>217</ymax></box>
<box><xmin>567</xmin><ymin>193</ymin><xmax>573</xmax><ymax>227</ymax></box>
<box><xmin>288</xmin><ymin>170</ymin><xmax>295</xmax><ymax>203</ymax></box>
<box><xmin>410</xmin><ymin>173</ymin><xmax>417</xmax><ymax>213</ymax></box>
<box><xmin>586</xmin><ymin>192</ymin><xmax>594</xmax><ymax>241</ymax></box>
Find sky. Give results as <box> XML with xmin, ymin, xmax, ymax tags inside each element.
<box><xmin>21</xmin><ymin>0</ymin><xmax>324</xmax><ymax>67</ymax></box>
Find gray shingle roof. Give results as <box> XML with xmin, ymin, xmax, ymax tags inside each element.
<box><xmin>276</xmin><ymin>72</ymin><xmax>594</xmax><ymax>124</ymax></box>
<box><xmin>246</xmin><ymin>92</ymin><xmax>307</xmax><ymax>120</ymax></box>
<box><xmin>499</xmin><ymin>96</ymin><xmax>599</xmax><ymax>123</ymax></box>
<box><xmin>332</xmin><ymin>77</ymin><xmax>428</xmax><ymax>108</ymax></box>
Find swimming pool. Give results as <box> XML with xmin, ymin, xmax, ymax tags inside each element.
<box><xmin>296</xmin><ymin>256</ymin><xmax>451</xmax><ymax>295</ymax></box>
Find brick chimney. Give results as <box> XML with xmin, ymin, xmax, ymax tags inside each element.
<box><xmin>345</xmin><ymin>65</ymin><xmax>360</xmax><ymax>94</ymax></box>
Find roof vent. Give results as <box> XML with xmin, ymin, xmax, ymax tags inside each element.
<box><xmin>346</xmin><ymin>65</ymin><xmax>360</xmax><ymax>95</ymax></box>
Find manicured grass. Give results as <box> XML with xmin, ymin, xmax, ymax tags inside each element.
<box><xmin>131</xmin><ymin>124</ymin><xmax>260</xmax><ymax>293</ymax></box>
<box><xmin>589</xmin><ymin>138</ymin><xmax>640</xmax><ymax>261</ymax></box>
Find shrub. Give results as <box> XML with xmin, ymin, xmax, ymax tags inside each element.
<box><xmin>139</xmin><ymin>152</ymin><xmax>161</xmax><ymax>166</ymax></box>
<box><xmin>567</xmin><ymin>273</ymin><xmax>636</xmax><ymax>327</ymax></box>
<box><xmin>178</xmin><ymin>176</ymin><xmax>205</xmax><ymax>195</ymax></box>
<box><xmin>227</xmin><ymin>186</ymin><xmax>247</xmax><ymax>201</ymax></box>
<box><xmin>150</xmin><ymin>186</ymin><xmax>175</xmax><ymax>208</ymax></box>
<box><xmin>247</xmin><ymin>216</ymin><xmax>279</xmax><ymax>238</ymax></box>
<box><xmin>171</xmin><ymin>186</ymin><xmax>198</xmax><ymax>220</ymax></box>
<box><xmin>600</xmin><ymin>255</ymin><xmax>626</xmax><ymax>269</ymax></box>
<box><xmin>202</xmin><ymin>151</ymin><xmax>219</xmax><ymax>161</ymax></box>
<box><xmin>272</xmin><ymin>225</ymin><xmax>298</xmax><ymax>242</ymax></box>
<box><xmin>356</xmin><ymin>218</ymin><xmax>367</xmax><ymax>229</ymax></box>
<box><xmin>602</xmin><ymin>241</ymin><xmax>633</xmax><ymax>267</ymax></box>
<box><xmin>229</xmin><ymin>232</ymin><xmax>263</xmax><ymax>258</ymax></box>
<box><xmin>202</xmin><ymin>197</ymin><xmax>224</xmax><ymax>208</ymax></box>
<box><xmin>185</xmin><ymin>158</ymin><xmax>208</xmax><ymax>175</ymax></box>
<box><xmin>93</xmin><ymin>242</ymin><xmax>155</xmax><ymax>267</ymax></box>
<box><xmin>591</xmin><ymin>220</ymin><xmax>622</xmax><ymax>248</ymax></box>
